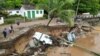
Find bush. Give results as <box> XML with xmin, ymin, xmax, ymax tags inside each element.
<box><xmin>4</xmin><ymin>16</ymin><xmax>24</xmax><ymax>24</ymax></box>
<box><xmin>43</xmin><ymin>14</ymin><xmax>48</xmax><ymax>19</ymax></box>
<box><xmin>8</xmin><ymin>14</ymin><xmax>23</xmax><ymax>18</ymax></box>
<box><xmin>4</xmin><ymin>19</ymin><xmax>15</xmax><ymax>24</ymax></box>
<box><xmin>0</xmin><ymin>11</ymin><xmax>9</xmax><ymax>18</ymax></box>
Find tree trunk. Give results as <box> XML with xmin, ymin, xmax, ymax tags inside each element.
<box><xmin>46</xmin><ymin>18</ymin><xmax>53</xmax><ymax>26</ymax></box>
<box><xmin>46</xmin><ymin>14</ymin><xmax>53</xmax><ymax>26</ymax></box>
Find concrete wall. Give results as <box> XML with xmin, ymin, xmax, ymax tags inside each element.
<box><xmin>20</xmin><ymin>7</ymin><xmax>26</xmax><ymax>17</ymax></box>
<box><xmin>35</xmin><ymin>10</ymin><xmax>44</xmax><ymax>18</ymax></box>
<box><xmin>25</xmin><ymin>10</ymin><xmax>44</xmax><ymax>19</ymax></box>
<box><xmin>7</xmin><ymin>10</ymin><xmax>21</xmax><ymax>15</ymax></box>
<box><xmin>7</xmin><ymin>8</ymin><xmax>44</xmax><ymax>19</ymax></box>
<box><xmin>0</xmin><ymin>17</ymin><xmax>4</xmax><ymax>24</ymax></box>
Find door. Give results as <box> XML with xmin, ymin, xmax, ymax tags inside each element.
<box><xmin>32</xmin><ymin>11</ymin><xmax>35</xmax><ymax>19</ymax></box>
<box><xmin>27</xmin><ymin>11</ymin><xmax>31</xmax><ymax>19</ymax></box>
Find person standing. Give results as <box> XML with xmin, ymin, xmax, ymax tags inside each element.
<box><xmin>10</xmin><ymin>25</ymin><xmax>14</xmax><ymax>33</ymax></box>
<box><xmin>2</xmin><ymin>28</ymin><xmax>7</xmax><ymax>38</ymax></box>
<box><xmin>16</xmin><ymin>21</ymin><xmax>20</xmax><ymax>26</ymax></box>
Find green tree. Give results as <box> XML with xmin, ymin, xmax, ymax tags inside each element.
<box><xmin>37</xmin><ymin>0</ymin><xmax>75</xmax><ymax>27</ymax></box>
<box><xmin>0</xmin><ymin>0</ymin><xmax>22</xmax><ymax>9</ymax></box>
<box><xmin>74</xmin><ymin>0</ymin><xmax>100</xmax><ymax>15</ymax></box>
<box><xmin>5</xmin><ymin>0</ymin><xmax>15</xmax><ymax>9</ymax></box>
<box><xmin>14</xmin><ymin>0</ymin><xmax>22</xmax><ymax>8</ymax></box>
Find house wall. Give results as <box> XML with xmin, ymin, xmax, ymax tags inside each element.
<box><xmin>7</xmin><ymin>7</ymin><xmax>44</xmax><ymax>19</ymax></box>
<box><xmin>25</xmin><ymin>10</ymin><xmax>44</xmax><ymax>19</ymax></box>
<box><xmin>35</xmin><ymin>10</ymin><xmax>44</xmax><ymax>18</ymax></box>
<box><xmin>7</xmin><ymin>10</ymin><xmax>21</xmax><ymax>15</ymax></box>
<box><xmin>24</xmin><ymin>10</ymin><xmax>35</xmax><ymax>19</ymax></box>
<box><xmin>20</xmin><ymin>7</ymin><xmax>26</xmax><ymax>16</ymax></box>
<box><xmin>0</xmin><ymin>17</ymin><xmax>4</xmax><ymax>24</ymax></box>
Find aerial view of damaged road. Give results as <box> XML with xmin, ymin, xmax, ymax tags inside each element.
<box><xmin>0</xmin><ymin>0</ymin><xmax>100</xmax><ymax>56</ymax></box>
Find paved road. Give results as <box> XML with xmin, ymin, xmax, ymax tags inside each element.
<box><xmin>0</xmin><ymin>19</ymin><xmax>65</xmax><ymax>40</ymax></box>
<box><xmin>0</xmin><ymin>19</ymin><xmax>65</xmax><ymax>31</ymax></box>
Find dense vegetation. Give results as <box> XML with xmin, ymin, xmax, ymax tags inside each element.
<box><xmin>0</xmin><ymin>0</ymin><xmax>100</xmax><ymax>14</ymax></box>
<box><xmin>74</xmin><ymin>0</ymin><xmax>100</xmax><ymax>15</ymax></box>
<box><xmin>0</xmin><ymin>0</ymin><xmax>100</xmax><ymax>26</ymax></box>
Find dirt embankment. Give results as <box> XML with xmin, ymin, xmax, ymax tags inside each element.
<box><xmin>14</xmin><ymin>25</ymin><xmax>69</xmax><ymax>55</ymax></box>
<box><xmin>0</xmin><ymin>25</ymin><xmax>69</xmax><ymax>55</ymax></box>
<box><xmin>0</xmin><ymin>28</ymin><xmax>34</xmax><ymax>55</ymax></box>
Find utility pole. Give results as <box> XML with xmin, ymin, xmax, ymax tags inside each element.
<box><xmin>76</xmin><ymin>0</ymin><xmax>81</xmax><ymax>16</ymax></box>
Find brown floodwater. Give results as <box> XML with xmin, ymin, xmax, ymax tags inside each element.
<box><xmin>14</xmin><ymin>26</ymin><xmax>100</xmax><ymax>56</ymax></box>
<box><xmin>46</xmin><ymin>27</ymin><xmax>100</xmax><ymax>56</ymax></box>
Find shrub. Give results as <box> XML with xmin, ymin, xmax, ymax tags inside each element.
<box><xmin>8</xmin><ymin>14</ymin><xmax>22</xmax><ymax>18</ymax></box>
<box><xmin>0</xmin><ymin>11</ymin><xmax>9</xmax><ymax>18</ymax></box>
<box><xmin>43</xmin><ymin>14</ymin><xmax>48</xmax><ymax>19</ymax></box>
<box><xmin>4</xmin><ymin>19</ymin><xmax>15</xmax><ymax>24</ymax></box>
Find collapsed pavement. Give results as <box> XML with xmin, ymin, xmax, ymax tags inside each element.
<box><xmin>0</xmin><ymin>25</ymin><xmax>93</xmax><ymax>56</ymax></box>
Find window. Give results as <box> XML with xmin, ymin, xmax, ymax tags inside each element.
<box><xmin>36</xmin><ymin>11</ymin><xmax>39</xmax><ymax>14</ymax></box>
<box><xmin>16</xmin><ymin>11</ymin><xmax>19</xmax><ymax>13</ymax></box>
<box><xmin>40</xmin><ymin>11</ymin><xmax>42</xmax><ymax>14</ymax></box>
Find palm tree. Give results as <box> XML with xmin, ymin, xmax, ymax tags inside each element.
<box><xmin>36</xmin><ymin>0</ymin><xmax>75</xmax><ymax>27</ymax></box>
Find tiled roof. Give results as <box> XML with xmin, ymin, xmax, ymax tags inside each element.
<box><xmin>22</xmin><ymin>5</ymin><xmax>35</xmax><ymax>10</ymax></box>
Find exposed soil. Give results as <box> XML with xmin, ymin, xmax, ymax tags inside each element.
<box><xmin>14</xmin><ymin>25</ymin><xmax>68</xmax><ymax>54</ymax></box>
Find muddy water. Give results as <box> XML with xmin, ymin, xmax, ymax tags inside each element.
<box><xmin>46</xmin><ymin>27</ymin><xmax>100</xmax><ymax>56</ymax></box>
<box><xmin>76</xmin><ymin>27</ymin><xmax>100</xmax><ymax>54</ymax></box>
<box><xmin>46</xmin><ymin>47</ymin><xmax>95</xmax><ymax>56</ymax></box>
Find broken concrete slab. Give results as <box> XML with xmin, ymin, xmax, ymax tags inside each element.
<box><xmin>0</xmin><ymin>49</ymin><xmax>6</xmax><ymax>55</ymax></box>
<box><xmin>33</xmin><ymin>32</ymin><xmax>53</xmax><ymax>45</ymax></box>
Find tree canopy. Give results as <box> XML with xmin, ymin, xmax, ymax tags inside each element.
<box><xmin>36</xmin><ymin>0</ymin><xmax>75</xmax><ymax>27</ymax></box>
<box><xmin>0</xmin><ymin>0</ymin><xmax>100</xmax><ymax>26</ymax></box>
<box><xmin>0</xmin><ymin>0</ymin><xmax>22</xmax><ymax>9</ymax></box>
<box><xmin>74</xmin><ymin>0</ymin><xmax>100</xmax><ymax>15</ymax></box>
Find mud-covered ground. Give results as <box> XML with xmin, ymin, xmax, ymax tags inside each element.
<box><xmin>1</xmin><ymin>25</ymin><xmax>100</xmax><ymax>56</ymax></box>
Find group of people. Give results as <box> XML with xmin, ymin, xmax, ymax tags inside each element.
<box><xmin>2</xmin><ymin>25</ymin><xmax>14</xmax><ymax>38</ymax></box>
<box><xmin>2</xmin><ymin>21</ymin><xmax>20</xmax><ymax>38</ymax></box>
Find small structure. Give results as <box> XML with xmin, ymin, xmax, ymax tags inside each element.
<box><xmin>20</xmin><ymin>5</ymin><xmax>44</xmax><ymax>19</ymax></box>
<box><xmin>7</xmin><ymin>9</ymin><xmax>20</xmax><ymax>15</ymax></box>
<box><xmin>7</xmin><ymin>5</ymin><xmax>44</xmax><ymax>19</ymax></box>
<box><xmin>0</xmin><ymin>16</ymin><xmax>4</xmax><ymax>24</ymax></box>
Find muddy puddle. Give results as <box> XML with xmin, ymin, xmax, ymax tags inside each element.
<box><xmin>8</xmin><ymin>26</ymin><xmax>100</xmax><ymax>56</ymax></box>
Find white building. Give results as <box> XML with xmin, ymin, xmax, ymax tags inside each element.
<box><xmin>7</xmin><ymin>9</ymin><xmax>21</xmax><ymax>15</ymax></box>
<box><xmin>0</xmin><ymin>16</ymin><xmax>4</xmax><ymax>24</ymax></box>
<box><xmin>7</xmin><ymin>5</ymin><xmax>44</xmax><ymax>19</ymax></box>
